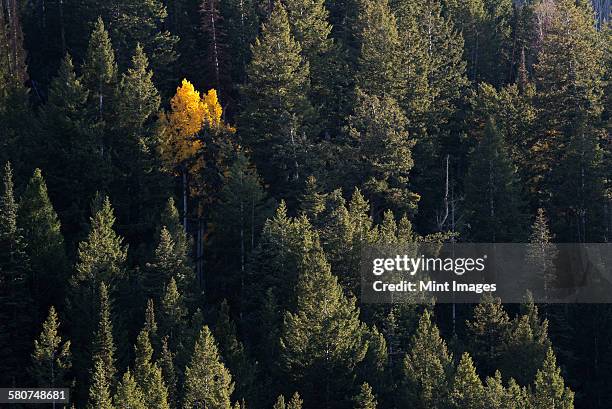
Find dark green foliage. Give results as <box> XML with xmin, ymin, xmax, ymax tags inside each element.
<box><xmin>0</xmin><ymin>162</ymin><xmax>33</xmax><ymax>386</ymax></box>
<box><xmin>463</xmin><ymin>118</ymin><xmax>527</xmax><ymax>242</ymax></box>
<box><xmin>354</xmin><ymin>382</ymin><xmax>377</xmax><ymax>409</ymax></box>
<box><xmin>183</xmin><ymin>325</ymin><xmax>234</xmax><ymax>409</ymax></box>
<box><xmin>29</xmin><ymin>306</ymin><xmax>72</xmax><ymax>387</ymax></box>
<box><xmin>18</xmin><ymin>168</ymin><xmax>68</xmax><ymax>311</ymax></box>
<box><xmin>114</xmin><ymin>369</ymin><xmax>147</xmax><ymax>409</ymax></box>
<box><xmin>239</xmin><ymin>1</ymin><xmax>314</xmax><ymax>198</ymax></box>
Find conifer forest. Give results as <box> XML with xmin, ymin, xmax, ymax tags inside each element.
<box><xmin>0</xmin><ymin>0</ymin><xmax>611</xmax><ymax>407</ymax></box>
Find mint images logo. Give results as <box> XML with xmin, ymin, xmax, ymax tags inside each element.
<box><xmin>361</xmin><ymin>243</ymin><xmax>612</xmax><ymax>304</ymax></box>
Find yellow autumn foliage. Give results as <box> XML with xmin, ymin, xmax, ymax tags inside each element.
<box><xmin>160</xmin><ymin>79</ymin><xmax>231</xmax><ymax>174</ymax></box>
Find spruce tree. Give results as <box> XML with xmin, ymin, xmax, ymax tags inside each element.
<box><xmin>134</xmin><ymin>328</ymin><xmax>170</xmax><ymax>409</ymax></box>
<box><xmin>92</xmin><ymin>282</ymin><xmax>117</xmax><ymax>388</ymax></box>
<box><xmin>354</xmin><ymin>382</ymin><xmax>377</xmax><ymax>409</ymax></box>
<box><xmin>280</xmin><ymin>231</ymin><xmax>367</xmax><ymax>408</ymax></box>
<box><xmin>114</xmin><ymin>369</ymin><xmax>147</xmax><ymax>409</ymax></box>
<box><xmin>82</xmin><ymin>17</ymin><xmax>118</xmax><ymax>128</ymax></box>
<box><xmin>38</xmin><ymin>54</ymin><xmax>103</xmax><ymax>235</ymax></box>
<box><xmin>159</xmin><ymin>197</ymin><xmax>190</xmax><ymax>260</ymax></box>
<box><xmin>402</xmin><ymin>309</ymin><xmax>452</xmax><ymax>408</ymax></box>
<box><xmin>209</xmin><ymin>151</ymin><xmax>273</xmax><ymax>301</ymax></box>
<box><xmin>240</xmin><ymin>1</ymin><xmax>314</xmax><ymax>198</ymax></box>
<box><xmin>287</xmin><ymin>392</ymin><xmax>303</xmax><ymax>409</ymax></box>
<box><xmin>450</xmin><ymin>353</ymin><xmax>484</xmax><ymax>409</ymax></box>
<box><xmin>535</xmin><ymin>0</ymin><xmax>607</xmax><ymax>242</ymax></box>
<box><xmin>465</xmin><ymin>294</ymin><xmax>510</xmax><ymax>377</ymax></box>
<box><xmin>526</xmin><ymin>209</ymin><xmax>557</xmax><ymax>299</ymax></box>
<box><xmin>159</xmin><ymin>277</ymin><xmax>188</xmax><ymax>350</ymax></box>
<box><xmin>354</xmin><ymin>0</ymin><xmax>406</xmax><ymax>101</ymax></box>
<box><xmin>158</xmin><ymin>336</ymin><xmax>178</xmax><ymax>408</ymax></box>
<box><xmin>0</xmin><ymin>162</ymin><xmax>33</xmax><ymax>386</ymax></box>
<box><xmin>29</xmin><ymin>306</ymin><xmax>72</xmax><ymax>387</ymax></box>
<box><xmin>221</xmin><ymin>0</ymin><xmax>259</xmax><ymax>85</ymax></box>
<box><xmin>183</xmin><ymin>325</ymin><xmax>234</xmax><ymax>409</ymax></box>
<box><xmin>345</xmin><ymin>89</ymin><xmax>419</xmax><ymax>216</ymax></box>
<box><xmin>463</xmin><ymin>118</ymin><xmax>527</xmax><ymax>242</ymax></box>
<box><xmin>87</xmin><ymin>358</ymin><xmax>115</xmax><ymax>409</ymax></box>
<box><xmin>532</xmin><ymin>348</ymin><xmax>574</xmax><ymax>409</ymax></box>
<box><xmin>18</xmin><ymin>168</ymin><xmax>68</xmax><ymax>310</ymax></box>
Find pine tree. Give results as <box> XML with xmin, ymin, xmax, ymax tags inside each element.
<box><xmin>391</xmin><ymin>0</ymin><xmax>467</xmax><ymax>232</ymax></box>
<box><xmin>240</xmin><ymin>1</ymin><xmax>314</xmax><ymax>198</ymax></box>
<box><xmin>0</xmin><ymin>161</ymin><xmax>33</xmax><ymax>386</ymax></box>
<box><xmin>145</xmin><ymin>226</ymin><xmax>193</xmax><ymax>303</ymax></box>
<box><xmin>134</xmin><ymin>328</ymin><xmax>170</xmax><ymax>409</ymax></box>
<box><xmin>29</xmin><ymin>306</ymin><xmax>72</xmax><ymax>387</ymax></box>
<box><xmin>354</xmin><ymin>0</ymin><xmax>406</xmax><ymax>101</ymax></box>
<box><xmin>183</xmin><ymin>325</ymin><xmax>234</xmax><ymax>409</ymax></box>
<box><xmin>92</xmin><ymin>282</ymin><xmax>117</xmax><ymax>388</ymax></box>
<box><xmin>18</xmin><ymin>168</ymin><xmax>68</xmax><ymax>310</ymax></box>
<box><xmin>445</xmin><ymin>0</ymin><xmax>513</xmax><ymax>85</ymax></box>
<box><xmin>220</xmin><ymin>0</ymin><xmax>259</xmax><ymax>85</ymax></box>
<box><xmin>450</xmin><ymin>352</ymin><xmax>484</xmax><ymax>409</ymax></box>
<box><xmin>273</xmin><ymin>395</ymin><xmax>286</xmax><ymax>409</ymax></box>
<box><xmin>299</xmin><ymin>175</ymin><xmax>326</xmax><ymax>223</ymax></box>
<box><xmin>87</xmin><ymin>358</ymin><xmax>115</xmax><ymax>409</ymax></box>
<box><xmin>345</xmin><ymin>89</ymin><xmax>419</xmax><ymax>216</ymax></box>
<box><xmin>158</xmin><ymin>336</ymin><xmax>178</xmax><ymax>408</ymax></box>
<box><xmin>82</xmin><ymin>17</ymin><xmax>118</xmax><ymax>129</ymax></box>
<box><xmin>287</xmin><ymin>392</ymin><xmax>303</xmax><ymax>409</ymax></box>
<box><xmin>280</xmin><ymin>231</ymin><xmax>367</xmax><ymax>408</ymax></box>
<box><xmin>38</xmin><ymin>54</ymin><xmax>104</xmax><ymax>235</ymax></box>
<box><xmin>159</xmin><ymin>197</ymin><xmax>190</xmax><ymax>261</ymax></box>
<box><xmin>482</xmin><ymin>371</ymin><xmax>505</xmax><ymax>409</ymax></box>
<box><xmin>213</xmin><ymin>300</ymin><xmax>256</xmax><ymax>403</ymax></box>
<box><xmin>534</xmin><ymin>0</ymin><xmax>607</xmax><ymax>242</ymax></box>
<box><xmin>354</xmin><ymin>382</ymin><xmax>377</xmax><ymax>409</ymax></box>
<box><xmin>463</xmin><ymin>118</ymin><xmax>527</xmax><ymax>242</ymax></box>
<box><xmin>532</xmin><ymin>348</ymin><xmax>574</xmax><ymax>409</ymax></box>
<box><xmin>68</xmin><ymin>196</ymin><xmax>127</xmax><ymax>375</ymax></box>
<box><xmin>113</xmin><ymin>44</ymin><xmax>168</xmax><ymax>234</ymax></box>
<box><xmin>144</xmin><ymin>298</ymin><xmax>159</xmax><ymax>341</ymax></box>
<box><xmin>284</xmin><ymin>0</ymin><xmax>335</xmax><ymax>125</ymax></box>
<box><xmin>114</xmin><ymin>369</ymin><xmax>147</xmax><ymax>409</ymax></box>
<box><xmin>105</xmin><ymin>0</ymin><xmax>178</xmax><ymax>89</ymax></box>
<box><xmin>200</xmin><ymin>0</ymin><xmax>229</xmax><ymax>92</ymax></box>
<box><xmin>209</xmin><ymin>151</ymin><xmax>272</xmax><ymax>301</ymax></box>
<box><xmin>402</xmin><ymin>309</ymin><xmax>452</xmax><ymax>408</ymax></box>
<box><xmin>159</xmin><ymin>277</ymin><xmax>188</xmax><ymax>349</ymax></box>
<box><xmin>465</xmin><ymin>294</ymin><xmax>510</xmax><ymax>377</ymax></box>
<box><xmin>526</xmin><ymin>209</ymin><xmax>557</xmax><ymax>299</ymax></box>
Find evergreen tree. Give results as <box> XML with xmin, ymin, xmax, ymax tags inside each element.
<box><xmin>240</xmin><ymin>1</ymin><xmax>314</xmax><ymax>198</ymax></box>
<box><xmin>114</xmin><ymin>369</ymin><xmax>147</xmax><ymax>409</ymax></box>
<box><xmin>92</xmin><ymin>282</ymin><xmax>117</xmax><ymax>388</ymax></box>
<box><xmin>391</xmin><ymin>0</ymin><xmax>467</xmax><ymax>232</ymax></box>
<box><xmin>82</xmin><ymin>17</ymin><xmax>118</xmax><ymax>130</ymax></box>
<box><xmin>532</xmin><ymin>348</ymin><xmax>574</xmax><ymax>409</ymax></box>
<box><xmin>345</xmin><ymin>89</ymin><xmax>419</xmax><ymax>216</ymax></box>
<box><xmin>37</xmin><ymin>54</ymin><xmax>103</xmax><ymax>236</ymax></box>
<box><xmin>463</xmin><ymin>118</ymin><xmax>527</xmax><ymax>242</ymax></box>
<box><xmin>526</xmin><ymin>209</ymin><xmax>557</xmax><ymax>299</ymax></box>
<box><xmin>29</xmin><ymin>306</ymin><xmax>72</xmax><ymax>387</ymax></box>
<box><xmin>0</xmin><ymin>162</ymin><xmax>33</xmax><ymax>386</ymax></box>
<box><xmin>159</xmin><ymin>197</ymin><xmax>190</xmax><ymax>261</ymax></box>
<box><xmin>134</xmin><ymin>328</ymin><xmax>170</xmax><ymax>409</ymax></box>
<box><xmin>145</xmin><ymin>226</ymin><xmax>193</xmax><ymax>303</ymax></box>
<box><xmin>159</xmin><ymin>277</ymin><xmax>188</xmax><ymax>350</ymax></box>
<box><xmin>158</xmin><ymin>336</ymin><xmax>178</xmax><ymax>408</ymax></box>
<box><xmin>87</xmin><ymin>358</ymin><xmax>115</xmax><ymax>409</ymax></box>
<box><xmin>280</xmin><ymin>231</ymin><xmax>367</xmax><ymax>408</ymax></box>
<box><xmin>18</xmin><ymin>168</ymin><xmax>68</xmax><ymax>311</ymax></box>
<box><xmin>68</xmin><ymin>196</ymin><xmax>127</xmax><ymax>381</ymax></box>
<box><xmin>450</xmin><ymin>353</ymin><xmax>484</xmax><ymax>409</ymax></box>
<box><xmin>465</xmin><ymin>294</ymin><xmax>510</xmax><ymax>377</ymax></box>
<box><xmin>220</xmin><ymin>0</ymin><xmax>259</xmax><ymax>85</ymax></box>
<box><xmin>213</xmin><ymin>300</ymin><xmax>256</xmax><ymax>403</ymax></box>
<box><xmin>183</xmin><ymin>325</ymin><xmax>234</xmax><ymax>409</ymax></box>
<box><xmin>354</xmin><ymin>0</ymin><xmax>406</xmax><ymax>101</ymax></box>
<box><xmin>209</xmin><ymin>151</ymin><xmax>273</xmax><ymax>302</ymax></box>
<box><xmin>113</xmin><ymin>44</ymin><xmax>168</xmax><ymax>237</ymax></box>
<box><xmin>402</xmin><ymin>309</ymin><xmax>452</xmax><ymax>408</ymax></box>
<box><xmin>354</xmin><ymin>382</ymin><xmax>377</xmax><ymax>409</ymax></box>
<box><xmin>287</xmin><ymin>392</ymin><xmax>303</xmax><ymax>409</ymax></box>
<box><xmin>534</xmin><ymin>0</ymin><xmax>607</xmax><ymax>242</ymax></box>
<box><xmin>105</xmin><ymin>0</ymin><xmax>178</xmax><ymax>88</ymax></box>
